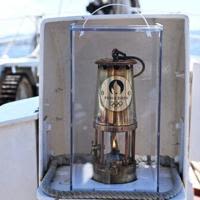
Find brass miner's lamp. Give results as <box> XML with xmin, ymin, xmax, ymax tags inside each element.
<box><xmin>91</xmin><ymin>49</ymin><xmax>145</xmax><ymax>184</ymax></box>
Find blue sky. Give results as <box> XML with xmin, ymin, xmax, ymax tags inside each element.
<box><xmin>0</xmin><ymin>0</ymin><xmax>200</xmax><ymax>37</ymax></box>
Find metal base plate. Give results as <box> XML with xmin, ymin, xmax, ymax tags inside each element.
<box><xmin>93</xmin><ymin>162</ymin><xmax>136</xmax><ymax>184</ymax></box>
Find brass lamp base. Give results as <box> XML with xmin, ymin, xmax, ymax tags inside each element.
<box><xmin>93</xmin><ymin>161</ymin><xmax>137</xmax><ymax>184</ymax></box>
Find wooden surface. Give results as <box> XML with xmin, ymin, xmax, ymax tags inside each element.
<box><xmin>190</xmin><ymin>161</ymin><xmax>200</xmax><ymax>198</ymax></box>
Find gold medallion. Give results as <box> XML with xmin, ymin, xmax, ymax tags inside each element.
<box><xmin>100</xmin><ymin>76</ymin><xmax>132</xmax><ymax>112</ymax></box>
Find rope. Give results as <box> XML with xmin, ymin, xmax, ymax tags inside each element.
<box><xmin>40</xmin><ymin>155</ymin><xmax>183</xmax><ymax>199</ymax></box>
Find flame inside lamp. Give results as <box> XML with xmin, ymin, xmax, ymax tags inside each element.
<box><xmin>112</xmin><ymin>138</ymin><xmax>116</xmax><ymax>148</ymax></box>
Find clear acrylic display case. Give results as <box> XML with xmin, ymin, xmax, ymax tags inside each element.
<box><xmin>37</xmin><ymin>15</ymin><xmax>189</xmax><ymax>200</ymax></box>
<box><xmin>70</xmin><ymin>24</ymin><xmax>163</xmax><ymax>192</ymax></box>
